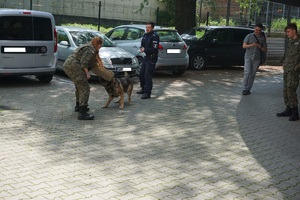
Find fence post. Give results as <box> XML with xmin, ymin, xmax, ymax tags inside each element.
<box><xmin>226</xmin><ymin>0</ymin><xmax>231</xmax><ymax>26</ymax></box>
<box><xmin>156</xmin><ymin>7</ymin><xmax>159</xmax><ymax>25</ymax></box>
<box><xmin>98</xmin><ymin>1</ymin><xmax>101</xmax><ymax>31</ymax></box>
<box><xmin>30</xmin><ymin>0</ymin><xmax>33</xmax><ymax>10</ymax></box>
<box><xmin>206</xmin><ymin>12</ymin><xmax>209</xmax><ymax>26</ymax></box>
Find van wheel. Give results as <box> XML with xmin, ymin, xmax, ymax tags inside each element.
<box><xmin>191</xmin><ymin>54</ymin><xmax>206</xmax><ymax>70</ymax></box>
<box><xmin>172</xmin><ymin>69</ymin><xmax>185</xmax><ymax>76</ymax></box>
<box><xmin>37</xmin><ymin>75</ymin><xmax>53</xmax><ymax>83</ymax></box>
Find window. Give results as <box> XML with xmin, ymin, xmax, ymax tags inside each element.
<box><xmin>125</xmin><ymin>28</ymin><xmax>144</xmax><ymax>40</ymax></box>
<box><xmin>195</xmin><ymin>28</ymin><xmax>206</xmax><ymax>39</ymax></box>
<box><xmin>108</xmin><ymin>28</ymin><xmax>126</xmax><ymax>40</ymax></box>
<box><xmin>209</xmin><ymin>29</ymin><xmax>229</xmax><ymax>43</ymax></box>
<box><xmin>58</xmin><ymin>30</ymin><xmax>69</xmax><ymax>43</ymax></box>
<box><xmin>0</xmin><ymin>16</ymin><xmax>52</xmax><ymax>40</ymax></box>
<box><xmin>155</xmin><ymin>30</ymin><xmax>183</xmax><ymax>42</ymax></box>
<box><xmin>232</xmin><ymin>29</ymin><xmax>251</xmax><ymax>43</ymax></box>
<box><xmin>69</xmin><ymin>31</ymin><xmax>116</xmax><ymax>47</ymax></box>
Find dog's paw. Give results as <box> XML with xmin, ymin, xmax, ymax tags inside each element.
<box><xmin>119</xmin><ymin>106</ymin><xmax>124</xmax><ymax>109</ymax></box>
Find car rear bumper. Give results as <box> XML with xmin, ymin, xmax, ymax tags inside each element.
<box><xmin>0</xmin><ymin>55</ymin><xmax>57</xmax><ymax>77</ymax></box>
<box><xmin>155</xmin><ymin>56</ymin><xmax>189</xmax><ymax>70</ymax></box>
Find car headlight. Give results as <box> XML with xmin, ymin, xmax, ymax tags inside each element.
<box><xmin>101</xmin><ymin>57</ymin><xmax>112</xmax><ymax>65</ymax></box>
<box><xmin>132</xmin><ymin>57</ymin><xmax>138</xmax><ymax>64</ymax></box>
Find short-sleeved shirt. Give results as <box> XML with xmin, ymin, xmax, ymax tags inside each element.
<box><xmin>243</xmin><ymin>33</ymin><xmax>267</xmax><ymax>60</ymax></box>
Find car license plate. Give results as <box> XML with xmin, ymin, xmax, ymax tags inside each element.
<box><xmin>122</xmin><ymin>68</ymin><xmax>132</xmax><ymax>71</ymax></box>
<box><xmin>4</xmin><ymin>47</ymin><xmax>26</xmax><ymax>53</ymax></box>
<box><xmin>167</xmin><ymin>49</ymin><xmax>181</xmax><ymax>54</ymax></box>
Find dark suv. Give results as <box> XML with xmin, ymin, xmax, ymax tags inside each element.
<box><xmin>182</xmin><ymin>26</ymin><xmax>253</xmax><ymax>70</ymax></box>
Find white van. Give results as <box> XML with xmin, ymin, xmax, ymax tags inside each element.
<box><xmin>0</xmin><ymin>9</ymin><xmax>57</xmax><ymax>83</ymax></box>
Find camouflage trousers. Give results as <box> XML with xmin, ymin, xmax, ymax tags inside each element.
<box><xmin>283</xmin><ymin>70</ymin><xmax>300</xmax><ymax>108</ymax></box>
<box><xmin>63</xmin><ymin>60</ymin><xmax>90</xmax><ymax>107</ymax></box>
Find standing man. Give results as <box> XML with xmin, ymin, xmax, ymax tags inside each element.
<box><xmin>242</xmin><ymin>23</ymin><xmax>267</xmax><ymax>95</ymax></box>
<box><xmin>276</xmin><ymin>23</ymin><xmax>300</xmax><ymax>121</ymax></box>
<box><xmin>137</xmin><ymin>22</ymin><xmax>160</xmax><ymax>99</ymax></box>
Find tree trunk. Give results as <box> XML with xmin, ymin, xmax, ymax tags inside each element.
<box><xmin>175</xmin><ymin>0</ymin><xmax>196</xmax><ymax>34</ymax></box>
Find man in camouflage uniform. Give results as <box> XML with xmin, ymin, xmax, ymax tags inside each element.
<box><xmin>277</xmin><ymin>23</ymin><xmax>300</xmax><ymax>121</ymax></box>
<box><xmin>64</xmin><ymin>36</ymin><xmax>103</xmax><ymax>120</ymax></box>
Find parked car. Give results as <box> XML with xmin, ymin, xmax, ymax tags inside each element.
<box><xmin>182</xmin><ymin>26</ymin><xmax>253</xmax><ymax>70</ymax></box>
<box><xmin>0</xmin><ymin>9</ymin><xmax>58</xmax><ymax>83</ymax></box>
<box><xmin>106</xmin><ymin>24</ymin><xmax>189</xmax><ymax>76</ymax></box>
<box><xmin>56</xmin><ymin>26</ymin><xmax>139</xmax><ymax>77</ymax></box>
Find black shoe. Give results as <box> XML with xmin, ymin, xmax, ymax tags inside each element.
<box><xmin>246</xmin><ymin>90</ymin><xmax>251</xmax><ymax>95</ymax></box>
<box><xmin>276</xmin><ymin>106</ymin><xmax>292</xmax><ymax>117</ymax></box>
<box><xmin>289</xmin><ymin>107</ymin><xmax>299</xmax><ymax>121</ymax></box>
<box><xmin>242</xmin><ymin>90</ymin><xmax>248</xmax><ymax>95</ymax></box>
<box><xmin>75</xmin><ymin>103</ymin><xmax>89</xmax><ymax>112</ymax></box>
<box><xmin>141</xmin><ymin>93</ymin><xmax>151</xmax><ymax>99</ymax></box>
<box><xmin>78</xmin><ymin>106</ymin><xmax>94</xmax><ymax>120</ymax></box>
<box><xmin>137</xmin><ymin>89</ymin><xmax>144</xmax><ymax>94</ymax></box>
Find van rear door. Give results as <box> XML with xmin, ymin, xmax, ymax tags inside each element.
<box><xmin>0</xmin><ymin>12</ymin><xmax>54</xmax><ymax>69</ymax></box>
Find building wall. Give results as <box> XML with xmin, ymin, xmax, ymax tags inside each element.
<box><xmin>0</xmin><ymin>0</ymin><xmax>166</xmax><ymax>23</ymax></box>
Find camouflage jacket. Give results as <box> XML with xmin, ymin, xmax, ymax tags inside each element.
<box><xmin>69</xmin><ymin>44</ymin><xmax>98</xmax><ymax>70</ymax></box>
<box><xmin>284</xmin><ymin>34</ymin><xmax>300</xmax><ymax>72</ymax></box>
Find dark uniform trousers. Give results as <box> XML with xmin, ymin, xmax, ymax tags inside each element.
<box><xmin>283</xmin><ymin>70</ymin><xmax>300</xmax><ymax>108</ymax></box>
<box><xmin>139</xmin><ymin>56</ymin><xmax>156</xmax><ymax>94</ymax></box>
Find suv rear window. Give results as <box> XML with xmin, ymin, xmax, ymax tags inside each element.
<box><xmin>0</xmin><ymin>16</ymin><xmax>52</xmax><ymax>41</ymax></box>
<box><xmin>156</xmin><ymin>30</ymin><xmax>183</xmax><ymax>42</ymax></box>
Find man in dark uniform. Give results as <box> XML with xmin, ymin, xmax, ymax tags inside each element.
<box><xmin>137</xmin><ymin>22</ymin><xmax>160</xmax><ymax>99</ymax></box>
<box><xmin>277</xmin><ymin>23</ymin><xmax>300</xmax><ymax>121</ymax></box>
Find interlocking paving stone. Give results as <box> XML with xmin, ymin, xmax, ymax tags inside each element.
<box><xmin>0</xmin><ymin>67</ymin><xmax>300</xmax><ymax>199</ymax></box>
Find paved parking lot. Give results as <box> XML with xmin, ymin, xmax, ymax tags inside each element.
<box><xmin>0</xmin><ymin>66</ymin><xmax>300</xmax><ymax>200</ymax></box>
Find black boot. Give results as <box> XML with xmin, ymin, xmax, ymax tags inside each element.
<box><xmin>141</xmin><ymin>93</ymin><xmax>151</xmax><ymax>99</ymax></box>
<box><xmin>75</xmin><ymin>102</ymin><xmax>89</xmax><ymax>112</ymax></box>
<box><xmin>289</xmin><ymin>107</ymin><xmax>299</xmax><ymax>121</ymax></box>
<box><xmin>276</xmin><ymin>106</ymin><xmax>292</xmax><ymax>117</ymax></box>
<box><xmin>78</xmin><ymin>106</ymin><xmax>94</xmax><ymax>120</ymax></box>
<box><xmin>136</xmin><ymin>89</ymin><xmax>144</xmax><ymax>94</ymax></box>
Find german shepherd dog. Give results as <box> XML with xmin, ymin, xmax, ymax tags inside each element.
<box><xmin>99</xmin><ymin>72</ymin><xmax>133</xmax><ymax>109</ymax></box>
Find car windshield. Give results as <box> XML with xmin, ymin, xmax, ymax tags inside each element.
<box><xmin>155</xmin><ymin>30</ymin><xmax>183</xmax><ymax>42</ymax></box>
<box><xmin>69</xmin><ymin>31</ymin><xmax>116</xmax><ymax>47</ymax></box>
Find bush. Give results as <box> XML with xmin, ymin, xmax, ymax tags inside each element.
<box><xmin>201</xmin><ymin>17</ymin><xmax>236</xmax><ymax>26</ymax></box>
<box><xmin>61</xmin><ymin>23</ymin><xmax>112</xmax><ymax>33</ymax></box>
<box><xmin>271</xmin><ymin>18</ymin><xmax>300</xmax><ymax>31</ymax></box>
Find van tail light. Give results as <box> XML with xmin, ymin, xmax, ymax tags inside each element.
<box><xmin>54</xmin><ymin>28</ymin><xmax>58</xmax><ymax>53</ymax></box>
<box><xmin>158</xmin><ymin>44</ymin><xmax>163</xmax><ymax>49</ymax></box>
<box><xmin>183</xmin><ymin>44</ymin><xmax>188</xmax><ymax>50</ymax></box>
<box><xmin>22</xmin><ymin>12</ymin><xmax>31</xmax><ymax>15</ymax></box>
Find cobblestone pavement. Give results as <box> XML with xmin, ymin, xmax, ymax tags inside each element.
<box><xmin>0</xmin><ymin>66</ymin><xmax>300</xmax><ymax>200</ymax></box>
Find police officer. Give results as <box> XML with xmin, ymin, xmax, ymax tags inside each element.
<box><xmin>137</xmin><ymin>22</ymin><xmax>160</xmax><ymax>99</ymax></box>
<box><xmin>63</xmin><ymin>36</ymin><xmax>103</xmax><ymax>120</ymax></box>
<box><xmin>277</xmin><ymin>23</ymin><xmax>300</xmax><ymax>121</ymax></box>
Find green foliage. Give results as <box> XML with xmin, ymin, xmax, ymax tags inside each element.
<box><xmin>203</xmin><ymin>17</ymin><xmax>236</xmax><ymax>26</ymax></box>
<box><xmin>271</xmin><ymin>18</ymin><xmax>300</xmax><ymax>30</ymax></box>
<box><xmin>62</xmin><ymin>23</ymin><xmax>112</xmax><ymax>33</ymax></box>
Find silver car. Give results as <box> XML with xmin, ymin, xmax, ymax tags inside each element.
<box><xmin>106</xmin><ymin>24</ymin><xmax>189</xmax><ymax>76</ymax></box>
<box><xmin>0</xmin><ymin>9</ymin><xmax>58</xmax><ymax>83</ymax></box>
<box><xmin>56</xmin><ymin>26</ymin><xmax>139</xmax><ymax>77</ymax></box>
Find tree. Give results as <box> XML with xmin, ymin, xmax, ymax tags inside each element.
<box><xmin>175</xmin><ymin>0</ymin><xmax>197</xmax><ymax>34</ymax></box>
<box><xmin>235</xmin><ymin>0</ymin><xmax>266</xmax><ymax>23</ymax></box>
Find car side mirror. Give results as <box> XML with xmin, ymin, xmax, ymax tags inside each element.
<box><xmin>60</xmin><ymin>41</ymin><xmax>70</xmax><ymax>46</ymax></box>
